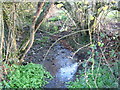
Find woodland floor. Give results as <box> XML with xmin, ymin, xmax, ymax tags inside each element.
<box><xmin>23</xmin><ymin>5</ymin><xmax>119</xmax><ymax>88</ymax></box>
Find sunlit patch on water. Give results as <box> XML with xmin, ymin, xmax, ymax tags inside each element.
<box><xmin>56</xmin><ymin>62</ymin><xmax>78</xmax><ymax>82</ymax></box>
<box><xmin>44</xmin><ymin>44</ymin><xmax>79</xmax><ymax>88</ymax></box>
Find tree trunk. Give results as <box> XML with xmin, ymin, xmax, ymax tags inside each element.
<box><xmin>0</xmin><ymin>2</ymin><xmax>4</xmax><ymax>87</ymax></box>
<box><xmin>19</xmin><ymin>2</ymin><xmax>53</xmax><ymax>61</ymax></box>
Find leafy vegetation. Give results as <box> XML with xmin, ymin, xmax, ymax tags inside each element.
<box><xmin>35</xmin><ymin>36</ymin><xmax>50</xmax><ymax>45</ymax></box>
<box><xmin>0</xmin><ymin>1</ymin><xmax>119</xmax><ymax>89</ymax></box>
<box><xmin>67</xmin><ymin>41</ymin><xmax>119</xmax><ymax>88</ymax></box>
<box><xmin>2</xmin><ymin>63</ymin><xmax>53</xmax><ymax>88</ymax></box>
<box><xmin>67</xmin><ymin>65</ymin><xmax>118</xmax><ymax>88</ymax></box>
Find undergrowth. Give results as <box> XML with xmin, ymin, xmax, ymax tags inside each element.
<box><xmin>67</xmin><ymin>37</ymin><xmax>119</xmax><ymax>88</ymax></box>
<box><xmin>2</xmin><ymin>63</ymin><xmax>53</xmax><ymax>88</ymax></box>
<box><xmin>67</xmin><ymin>63</ymin><xmax>119</xmax><ymax>88</ymax></box>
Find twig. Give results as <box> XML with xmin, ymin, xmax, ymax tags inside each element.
<box><xmin>100</xmin><ymin>47</ymin><xmax>116</xmax><ymax>81</ymax></box>
<box><xmin>72</xmin><ymin>43</ymin><xmax>91</xmax><ymax>58</ymax></box>
<box><xmin>43</xmin><ymin>29</ymin><xmax>90</xmax><ymax>61</ymax></box>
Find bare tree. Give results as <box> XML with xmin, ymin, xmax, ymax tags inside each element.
<box><xmin>19</xmin><ymin>2</ymin><xmax>53</xmax><ymax>62</ymax></box>
<box><xmin>1</xmin><ymin>2</ymin><xmax>53</xmax><ymax>64</ymax></box>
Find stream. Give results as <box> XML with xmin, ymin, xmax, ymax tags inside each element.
<box><xmin>43</xmin><ymin>44</ymin><xmax>79</xmax><ymax>88</ymax></box>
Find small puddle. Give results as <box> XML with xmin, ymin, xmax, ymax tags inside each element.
<box><xmin>43</xmin><ymin>44</ymin><xmax>79</xmax><ymax>88</ymax></box>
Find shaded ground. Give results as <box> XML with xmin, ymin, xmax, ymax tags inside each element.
<box><xmin>24</xmin><ymin>5</ymin><xmax>120</xmax><ymax>88</ymax></box>
<box><xmin>24</xmin><ymin>30</ymin><xmax>85</xmax><ymax>88</ymax></box>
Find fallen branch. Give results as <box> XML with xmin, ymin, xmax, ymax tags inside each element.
<box><xmin>43</xmin><ymin>29</ymin><xmax>90</xmax><ymax>61</ymax></box>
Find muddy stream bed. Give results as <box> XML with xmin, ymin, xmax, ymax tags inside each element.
<box><xmin>43</xmin><ymin>44</ymin><xmax>79</xmax><ymax>88</ymax></box>
<box><xmin>24</xmin><ymin>31</ymin><xmax>85</xmax><ymax>88</ymax></box>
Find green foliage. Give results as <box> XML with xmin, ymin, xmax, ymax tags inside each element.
<box><xmin>67</xmin><ymin>42</ymin><xmax>119</xmax><ymax>88</ymax></box>
<box><xmin>36</xmin><ymin>36</ymin><xmax>49</xmax><ymax>43</ymax></box>
<box><xmin>48</xmin><ymin>17</ymin><xmax>59</xmax><ymax>21</ymax></box>
<box><xmin>40</xmin><ymin>22</ymin><xmax>60</xmax><ymax>35</ymax></box>
<box><xmin>53</xmin><ymin>26</ymin><xmax>59</xmax><ymax>31</ymax></box>
<box><xmin>35</xmin><ymin>36</ymin><xmax>50</xmax><ymax>47</ymax></box>
<box><xmin>18</xmin><ymin>2</ymin><xmax>36</xmax><ymax>25</ymax></box>
<box><xmin>106</xmin><ymin>10</ymin><xmax>120</xmax><ymax>21</ymax></box>
<box><xmin>2</xmin><ymin>63</ymin><xmax>53</xmax><ymax>88</ymax></box>
<box><xmin>48</xmin><ymin>15</ymin><xmax>67</xmax><ymax>21</ymax></box>
<box><xmin>67</xmin><ymin>65</ymin><xmax>118</xmax><ymax>88</ymax></box>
